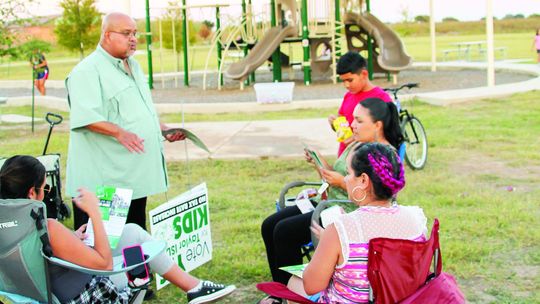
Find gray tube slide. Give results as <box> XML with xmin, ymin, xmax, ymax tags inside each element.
<box><xmin>355</xmin><ymin>13</ymin><xmax>412</xmax><ymax>71</ymax></box>
<box><xmin>224</xmin><ymin>25</ymin><xmax>297</xmax><ymax>80</ymax></box>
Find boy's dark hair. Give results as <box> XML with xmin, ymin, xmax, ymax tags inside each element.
<box><xmin>337</xmin><ymin>51</ymin><xmax>367</xmax><ymax>75</ymax></box>
<box><xmin>0</xmin><ymin>155</ymin><xmax>45</xmax><ymax>199</ymax></box>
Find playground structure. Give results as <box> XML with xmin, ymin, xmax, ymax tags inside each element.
<box><xmin>144</xmin><ymin>0</ymin><xmax>413</xmax><ymax>90</ymax></box>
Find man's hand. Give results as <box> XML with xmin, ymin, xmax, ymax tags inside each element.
<box><xmin>328</xmin><ymin>114</ymin><xmax>337</xmax><ymax>131</ymax></box>
<box><xmin>163</xmin><ymin>129</ymin><xmax>186</xmax><ymax>142</ymax></box>
<box><xmin>161</xmin><ymin>124</ymin><xmax>187</xmax><ymax>142</ymax></box>
<box><xmin>116</xmin><ymin>129</ymin><xmax>145</xmax><ymax>153</ymax></box>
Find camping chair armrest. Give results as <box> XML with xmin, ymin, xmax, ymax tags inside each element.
<box><xmin>43</xmin><ymin>240</ymin><xmax>166</xmax><ymax>276</ymax></box>
<box><xmin>278</xmin><ymin>181</ymin><xmax>323</xmax><ymax>210</ymax></box>
<box><xmin>311</xmin><ymin>199</ymin><xmax>353</xmax><ymax>248</ymax></box>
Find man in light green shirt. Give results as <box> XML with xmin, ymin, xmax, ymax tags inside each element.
<box><xmin>66</xmin><ymin>13</ymin><xmax>185</xmax><ymax>230</ymax></box>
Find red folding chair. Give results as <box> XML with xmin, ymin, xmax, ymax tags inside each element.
<box><xmin>367</xmin><ymin>219</ymin><xmax>442</xmax><ymax>303</ymax></box>
<box><xmin>368</xmin><ymin>218</ymin><xmax>465</xmax><ymax>304</ymax></box>
<box><xmin>257</xmin><ymin>219</ymin><xmax>464</xmax><ymax>304</ymax></box>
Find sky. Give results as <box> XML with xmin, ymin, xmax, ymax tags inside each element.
<box><xmin>26</xmin><ymin>0</ymin><xmax>540</xmax><ymax>23</ymax></box>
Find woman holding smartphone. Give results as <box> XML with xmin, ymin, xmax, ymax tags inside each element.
<box><xmin>0</xmin><ymin>155</ymin><xmax>235</xmax><ymax>304</ymax></box>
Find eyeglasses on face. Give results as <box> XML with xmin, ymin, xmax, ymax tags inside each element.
<box><xmin>36</xmin><ymin>184</ymin><xmax>51</xmax><ymax>194</ymax></box>
<box><xmin>109</xmin><ymin>31</ymin><xmax>140</xmax><ymax>39</ymax></box>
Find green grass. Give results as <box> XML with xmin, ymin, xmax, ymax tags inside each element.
<box><xmin>0</xmin><ymin>91</ymin><xmax>539</xmax><ymax>303</ymax></box>
<box><xmin>402</xmin><ymin>32</ymin><xmax>535</xmax><ymax>62</ymax></box>
<box><xmin>1</xmin><ymin>29</ymin><xmax>536</xmax><ymax>80</ymax></box>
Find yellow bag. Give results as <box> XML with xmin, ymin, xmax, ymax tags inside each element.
<box><xmin>332</xmin><ymin>116</ymin><xmax>353</xmax><ymax>142</ymax></box>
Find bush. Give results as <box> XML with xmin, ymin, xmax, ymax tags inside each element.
<box><xmin>442</xmin><ymin>17</ymin><xmax>459</xmax><ymax>22</ymax></box>
<box><xmin>17</xmin><ymin>39</ymin><xmax>51</xmax><ymax>60</ymax></box>
<box><xmin>159</xmin><ymin>18</ymin><xmax>198</xmax><ymax>52</ymax></box>
<box><xmin>390</xmin><ymin>18</ymin><xmax>538</xmax><ymax>36</ymax></box>
<box><xmin>414</xmin><ymin>15</ymin><xmax>430</xmax><ymax>23</ymax></box>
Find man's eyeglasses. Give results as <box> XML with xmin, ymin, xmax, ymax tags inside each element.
<box><xmin>109</xmin><ymin>31</ymin><xmax>140</xmax><ymax>39</ymax></box>
<box><xmin>36</xmin><ymin>184</ymin><xmax>51</xmax><ymax>195</ymax></box>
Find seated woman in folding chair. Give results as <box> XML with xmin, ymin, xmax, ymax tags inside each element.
<box><xmin>260</xmin><ymin>98</ymin><xmax>403</xmax><ymax>304</ymax></box>
<box><xmin>0</xmin><ymin>155</ymin><xmax>235</xmax><ymax>304</ymax></box>
<box><xmin>288</xmin><ymin>142</ymin><xmax>427</xmax><ymax>303</ymax></box>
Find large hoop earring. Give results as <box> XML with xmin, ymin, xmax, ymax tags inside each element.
<box><xmin>352</xmin><ymin>186</ymin><xmax>367</xmax><ymax>202</ymax></box>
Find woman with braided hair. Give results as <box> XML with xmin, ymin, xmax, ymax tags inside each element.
<box><xmin>288</xmin><ymin>142</ymin><xmax>427</xmax><ymax>303</ymax></box>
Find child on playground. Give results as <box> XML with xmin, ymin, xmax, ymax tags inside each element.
<box><xmin>533</xmin><ymin>28</ymin><xmax>540</xmax><ymax>64</ymax></box>
<box><xmin>29</xmin><ymin>49</ymin><xmax>49</xmax><ymax>96</ymax></box>
<box><xmin>330</xmin><ymin>51</ymin><xmax>392</xmax><ymax>156</ymax></box>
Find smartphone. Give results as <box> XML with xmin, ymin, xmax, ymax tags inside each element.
<box><xmin>302</xmin><ymin>143</ymin><xmax>324</xmax><ymax>168</ymax></box>
<box><xmin>122</xmin><ymin>245</ymin><xmax>149</xmax><ymax>282</ymax></box>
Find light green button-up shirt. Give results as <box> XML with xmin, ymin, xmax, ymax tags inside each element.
<box><xmin>65</xmin><ymin>45</ymin><xmax>167</xmax><ymax>199</ymax></box>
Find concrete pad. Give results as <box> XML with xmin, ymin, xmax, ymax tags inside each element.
<box><xmin>155</xmin><ymin>98</ymin><xmax>341</xmax><ymax>114</ymax></box>
<box><xmin>6</xmin><ymin>96</ymin><xmax>69</xmax><ymax>111</ymax></box>
<box><xmin>1</xmin><ymin>114</ymin><xmax>43</xmax><ymax>123</ymax></box>
<box><xmin>0</xmin><ymin>80</ymin><xmax>65</xmax><ymax>89</ymax></box>
<box><xmin>162</xmin><ymin>118</ymin><xmax>338</xmax><ymax>161</ymax></box>
<box><xmin>414</xmin><ymin>62</ymin><xmax>540</xmax><ymax>106</ymax></box>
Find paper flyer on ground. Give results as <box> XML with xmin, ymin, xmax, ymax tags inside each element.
<box><xmin>279</xmin><ymin>264</ymin><xmax>308</xmax><ymax>278</ymax></box>
<box><xmin>162</xmin><ymin>128</ymin><xmax>210</xmax><ymax>153</ymax></box>
<box><xmin>84</xmin><ymin>186</ymin><xmax>132</xmax><ymax>249</ymax></box>
<box><xmin>149</xmin><ymin>183</ymin><xmax>212</xmax><ymax>290</ymax></box>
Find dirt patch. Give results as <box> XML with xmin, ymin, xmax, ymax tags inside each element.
<box><xmin>452</xmin><ymin>152</ymin><xmax>540</xmax><ymax>192</ymax></box>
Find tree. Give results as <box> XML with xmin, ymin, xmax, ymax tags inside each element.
<box><xmin>442</xmin><ymin>17</ymin><xmax>459</xmax><ymax>22</ymax></box>
<box><xmin>202</xmin><ymin>20</ymin><xmax>215</xmax><ymax>30</ymax></box>
<box><xmin>160</xmin><ymin>18</ymin><xmax>197</xmax><ymax>49</ymax></box>
<box><xmin>55</xmin><ymin>0</ymin><xmax>101</xmax><ymax>60</ymax></box>
<box><xmin>528</xmin><ymin>13</ymin><xmax>540</xmax><ymax>19</ymax></box>
<box><xmin>0</xmin><ymin>0</ymin><xmax>36</xmax><ymax>59</ymax></box>
<box><xmin>398</xmin><ymin>4</ymin><xmax>411</xmax><ymax>23</ymax></box>
<box><xmin>414</xmin><ymin>15</ymin><xmax>430</xmax><ymax>23</ymax></box>
<box><xmin>502</xmin><ymin>14</ymin><xmax>513</xmax><ymax>20</ymax></box>
<box><xmin>18</xmin><ymin>39</ymin><xmax>52</xmax><ymax>60</ymax></box>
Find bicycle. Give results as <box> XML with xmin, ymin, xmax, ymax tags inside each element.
<box><xmin>384</xmin><ymin>83</ymin><xmax>428</xmax><ymax>170</ymax></box>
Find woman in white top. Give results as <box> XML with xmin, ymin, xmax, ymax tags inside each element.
<box><xmin>289</xmin><ymin>143</ymin><xmax>427</xmax><ymax>303</ymax></box>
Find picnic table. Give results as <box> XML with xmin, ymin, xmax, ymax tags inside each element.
<box><xmin>442</xmin><ymin>41</ymin><xmax>507</xmax><ymax>61</ymax></box>
<box><xmin>449</xmin><ymin>41</ymin><xmax>486</xmax><ymax>61</ymax></box>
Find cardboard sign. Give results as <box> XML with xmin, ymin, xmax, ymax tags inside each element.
<box><xmin>149</xmin><ymin>183</ymin><xmax>212</xmax><ymax>290</ymax></box>
<box><xmin>85</xmin><ymin>186</ymin><xmax>132</xmax><ymax>248</ymax></box>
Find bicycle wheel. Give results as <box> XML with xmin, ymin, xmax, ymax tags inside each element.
<box><xmin>402</xmin><ymin>116</ymin><xmax>428</xmax><ymax>170</ymax></box>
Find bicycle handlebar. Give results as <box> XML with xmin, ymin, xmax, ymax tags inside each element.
<box><xmin>45</xmin><ymin>112</ymin><xmax>63</xmax><ymax>126</ymax></box>
<box><xmin>383</xmin><ymin>83</ymin><xmax>419</xmax><ymax>98</ymax></box>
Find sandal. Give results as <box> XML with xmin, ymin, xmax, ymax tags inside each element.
<box><xmin>258</xmin><ymin>295</ymin><xmax>283</xmax><ymax>304</ymax></box>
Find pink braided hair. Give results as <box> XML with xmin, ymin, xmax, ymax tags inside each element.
<box><xmin>367</xmin><ymin>152</ymin><xmax>405</xmax><ymax>195</ymax></box>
